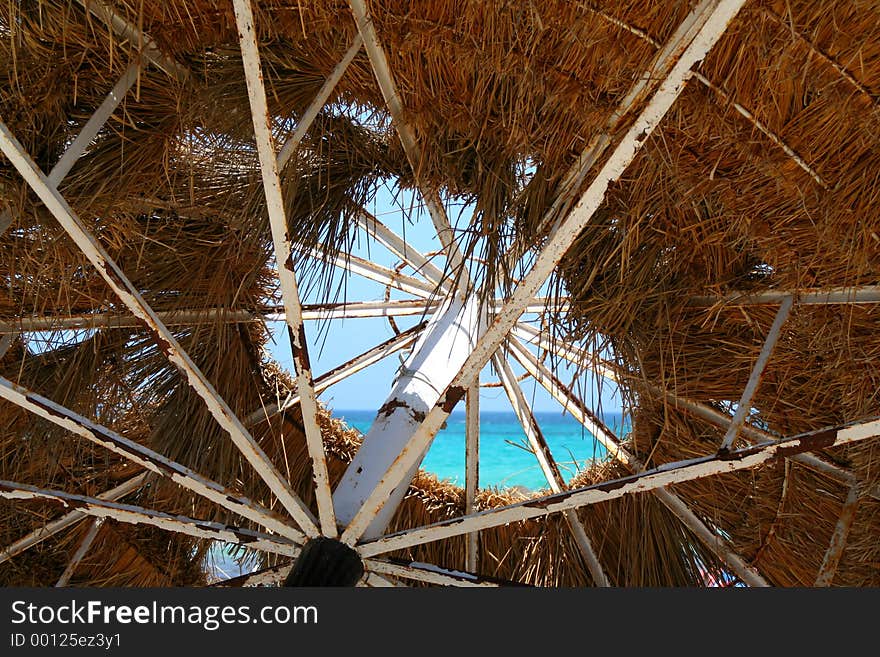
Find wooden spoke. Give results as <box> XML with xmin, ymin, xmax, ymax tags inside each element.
<box><xmin>0</xmin><ymin>119</ymin><xmax>319</xmax><ymax>538</ymax></box>
<box><xmin>0</xmin><ymin>480</ymin><xmax>299</xmax><ymax>557</ymax></box>
<box><xmin>0</xmin><ymin>377</ymin><xmax>304</xmax><ymax>543</ymax></box>
<box><xmin>233</xmin><ymin>0</ymin><xmax>336</xmax><ymax>536</ymax></box>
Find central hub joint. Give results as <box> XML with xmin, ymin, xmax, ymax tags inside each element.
<box><xmin>283</xmin><ymin>537</ymin><xmax>364</xmax><ymax>587</ymax></box>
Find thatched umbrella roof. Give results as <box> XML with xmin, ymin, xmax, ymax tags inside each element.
<box><xmin>0</xmin><ymin>0</ymin><xmax>877</xmax><ymax>586</ymax></box>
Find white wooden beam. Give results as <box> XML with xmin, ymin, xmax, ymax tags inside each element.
<box><xmin>76</xmin><ymin>0</ymin><xmax>189</xmax><ymax>80</ymax></box>
<box><xmin>362</xmin><ymin>572</ymin><xmax>402</xmax><ymax>587</ymax></box>
<box><xmin>507</xmin><ymin>338</ymin><xmax>636</xmax><ymax>467</ymax></box>
<box><xmin>494</xmin><ymin>352</ymin><xmax>609</xmax><ymax>586</ymax></box>
<box><xmin>814</xmin><ymin>484</ymin><xmax>861</xmax><ymax>586</ymax></box>
<box><xmin>337</xmin><ymin>0</ymin><xmax>750</xmax><ymax>545</ymax></box>
<box><xmin>210</xmin><ymin>561</ymin><xmax>293</xmax><ymax>587</ymax></box>
<box><xmin>0</xmin><ymin>473</ymin><xmax>147</xmax><ymax>565</ymax></box>
<box><xmin>0</xmin><ymin>120</ymin><xmax>319</xmax><ymax>538</ymax></box>
<box><xmin>655</xmin><ymin>385</ymin><xmax>877</xmax><ymax>498</ymax></box>
<box><xmin>523</xmin><ymin>0</ymin><xmax>732</xmax><ymax>244</ymax></box>
<box><xmin>0</xmin><ymin>376</ymin><xmax>305</xmax><ymax>543</ymax></box>
<box><xmin>0</xmin><ymin>299</ymin><xmax>559</xmax><ymax>337</ymax></box>
<box><xmin>357</xmin><ymin>417</ymin><xmax>879</xmax><ymax>559</ymax></box>
<box><xmin>346</xmin><ymin>0</ymin><xmax>468</xmax><ymax>282</ymax></box>
<box><xmin>54</xmin><ymin>61</ymin><xmax>145</xmax><ymax>183</ymax></box>
<box><xmin>365</xmin><ymin>558</ymin><xmax>504</xmax><ymax>587</ymax></box>
<box><xmin>690</xmin><ymin>71</ymin><xmax>829</xmax><ymax>189</ymax></box>
<box><xmin>0</xmin><ymin>60</ymin><xmax>143</xmax><ymax>236</ymax></box>
<box><xmin>0</xmin><ymin>300</ymin><xmax>436</xmax><ymax>333</ymax></box>
<box><xmin>308</xmin><ymin>246</ymin><xmax>437</xmax><ymax>298</ymax></box>
<box><xmin>233</xmin><ymin>0</ymin><xmax>336</xmax><ymax>536</ymax></box>
<box><xmin>579</xmin><ymin>7</ymin><xmax>832</xmax><ymax>193</ymax></box>
<box><xmin>689</xmin><ymin>286</ymin><xmax>880</xmax><ymax>307</ymax></box>
<box><xmin>55</xmin><ymin>518</ymin><xmax>104</xmax><ymax>587</ymax></box>
<box><xmin>245</xmin><ymin>321</ymin><xmax>426</xmax><ymax>427</ymax></box>
<box><xmin>354</xmin><ymin>210</ymin><xmax>448</xmax><ymax>291</ymax></box>
<box><xmin>511</xmin><ymin>323</ymin><xmax>618</xmax><ymax>381</ymax></box>
<box><xmin>465</xmin><ymin>381</ymin><xmax>480</xmax><ymax>573</ymax></box>
<box><xmin>0</xmin><ymin>321</ymin><xmax>422</xmax><ymax>562</ymax></box>
<box><xmin>0</xmin><ymin>480</ymin><xmax>298</xmax><ymax>557</ymax></box>
<box><xmin>719</xmin><ymin>296</ymin><xmax>794</xmax><ymax>451</ymax></box>
<box><xmin>277</xmin><ymin>34</ymin><xmax>364</xmax><ymax>172</ymax></box>
<box><xmin>0</xmin><ymin>297</ymin><xmax>562</xmax><ymax>335</ymax></box>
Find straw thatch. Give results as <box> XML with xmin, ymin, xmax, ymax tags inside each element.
<box><xmin>1</xmin><ymin>0</ymin><xmax>878</xmax><ymax>586</ymax></box>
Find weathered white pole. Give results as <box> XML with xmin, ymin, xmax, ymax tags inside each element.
<box><xmin>300</xmin><ymin>299</ymin><xmax>436</xmax><ymax>320</ymax></box>
<box><xmin>507</xmin><ymin>339</ymin><xmax>636</xmax><ymax>467</ymax></box>
<box><xmin>211</xmin><ymin>562</ymin><xmax>293</xmax><ymax>587</ymax></box>
<box><xmin>0</xmin><ymin>376</ymin><xmax>304</xmax><ymax>543</ymax></box>
<box><xmin>245</xmin><ymin>321</ymin><xmax>426</xmax><ymax>426</ymax></box>
<box><xmin>512</xmin><ymin>323</ymin><xmax>618</xmax><ymax>381</ymax></box>
<box><xmin>690</xmin><ymin>72</ymin><xmax>829</xmax><ymax>189</ymax></box>
<box><xmin>0</xmin><ymin>121</ymin><xmax>320</xmax><ymax>537</ymax></box>
<box><xmin>339</xmin><ymin>0</ymin><xmax>751</xmax><ymax>545</ymax></box>
<box><xmin>494</xmin><ymin>354</ymin><xmax>609</xmax><ymax>586</ymax></box>
<box><xmin>465</xmin><ymin>381</ymin><xmax>480</xmax><ymax>573</ymax></box>
<box><xmin>53</xmin><ymin>63</ymin><xmax>145</xmax><ymax>183</ymax></box>
<box><xmin>355</xmin><ymin>209</ymin><xmax>448</xmax><ymax>290</ymax></box>
<box><xmin>571</xmin><ymin>8</ymin><xmax>830</xmax><ymax>194</ymax></box>
<box><xmin>0</xmin><ymin>480</ymin><xmax>298</xmax><ymax>557</ymax></box>
<box><xmin>55</xmin><ymin>518</ymin><xmax>104</xmax><ymax>587</ymax></box>
<box><xmin>233</xmin><ymin>0</ymin><xmax>337</xmax><ymax>536</ymax></box>
<box><xmin>0</xmin><ymin>473</ymin><xmax>148</xmax><ymax>565</ymax></box>
<box><xmin>362</xmin><ymin>572</ymin><xmax>402</xmax><ymax>587</ymax></box>
<box><xmin>335</xmin><ymin>295</ymin><xmax>485</xmax><ymax>542</ymax></box>
<box><xmin>522</xmin><ymin>0</ymin><xmax>730</xmax><ymax>243</ymax></box>
<box><xmin>495</xmin><ymin>355</ymin><xmax>567</xmax><ymax>486</ymax></box>
<box><xmin>357</xmin><ymin>417</ymin><xmax>879</xmax><ymax>557</ymax></box>
<box><xmin>719</xmin><ymin>296</ymin><xmax>794</xmax><ymax>452</ymax></box>
<box><xmin>814</xmin><ymin>484</ymin><xmax>861</xmax><ymax>586</ymax></box>
<box><xmin>355</xmin><ymin>210</ymin><xmax>449</xmax><ymax>290</ymax></box>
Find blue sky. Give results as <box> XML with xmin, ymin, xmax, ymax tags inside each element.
<box><xmin>267</xmin><ymin>185</ymin><xmax>623</xmax><ymax>416</ymax></box>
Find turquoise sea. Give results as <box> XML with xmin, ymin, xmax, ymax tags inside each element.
<box><xmin>334</xmin><ymin>409</ymin><xmax>629</xmax><ymax>491</ymax></box>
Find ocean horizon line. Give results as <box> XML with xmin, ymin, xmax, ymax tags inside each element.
<box><xmin>330</xmin><ymin>408</ymin><xmax>629</xmax><ymax>491</ymax></box>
